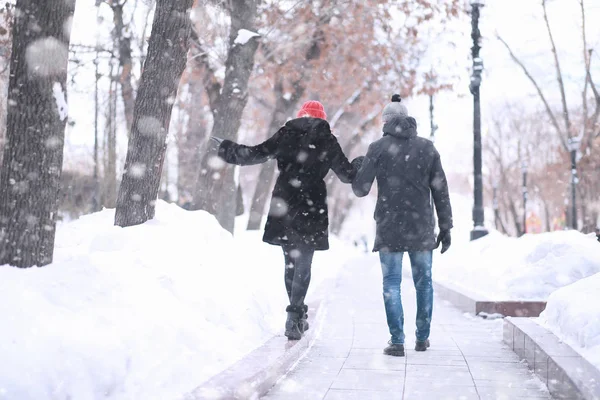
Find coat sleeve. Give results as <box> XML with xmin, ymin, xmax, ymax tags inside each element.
<box><xmin>328</xmin><ymin>135</ymin><xmax>356</xmax><ymax>184</ymax></box>
<box><xmin>352</xmin><ymin>142</ymin><xmax>378</xmax><ymax>197</ymax></box>
<box><xmin>217</xmin><ymin>128</ymin><xmax>283</xmax><ymax>166</ymax></box>
<box><xmin>430</xmin><ymin>147</ymin><xmax>453</xmax><ymax>231</ymax></box>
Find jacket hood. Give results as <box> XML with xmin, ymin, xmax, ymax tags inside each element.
<box><xmin>285</xmin><ymin>117</ymin><xmax>329</xmax><ymax>134</ymax></box>
<box><xmin>382</xmin><ymin>116</ymin><xmax>418</xmax><ymax>139</ymax></box>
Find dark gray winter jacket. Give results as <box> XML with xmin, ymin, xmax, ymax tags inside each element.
<box><xmin>352</xmin><ymin>116</ymin><xmax>452</xmax><ymax>252</ymax></box>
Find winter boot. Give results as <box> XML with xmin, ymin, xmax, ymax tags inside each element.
<box><xmin>285</xmin><ymin>305</ymin><xmax>303</xmax><ymax>340</ymax></box>
<box><xmin>299</xmin><ymin>305</ymin><xmax>309</xmax><ymax>333</ymax></box>
<box><xmin>383</xmin><ymin>341</ymin><xmax>405</xmax><ymax>357</ymax></box>
<box><xmin>415</xmin><ymin>339</ymin><xmax>430</xmax><ymax>352</ymax></box>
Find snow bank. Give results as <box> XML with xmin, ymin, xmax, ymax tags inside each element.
<box><xmin>538</xmin><ymin>273</ymin><xmax>600</xmax><ymax>370</ymax></box>
<box><xmin>0</xmin><ymin>201</ymin><xmax>356</xmax><ymax>400</ymax></box>
<box><xmin>434</xmin><ymin>230</ymin><xmax>600</xmax><ymax>300</ymax></box>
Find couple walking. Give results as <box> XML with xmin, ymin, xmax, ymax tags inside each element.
<box><xmin>217</xmin><ymin>95</ymin><xmax>452</xmax><ymax>356</ymax></box>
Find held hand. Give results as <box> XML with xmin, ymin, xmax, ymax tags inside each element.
<box><xmin>436</xmin><ymin>230</ymin><xmax>451</xmax><ymax>254</ymax></box>
<box><xmin>351</xmin><ymin>156</ymin><xmax>365</xmax><ymax>170</ymax></box>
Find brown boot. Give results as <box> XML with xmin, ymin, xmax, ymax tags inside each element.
<box><xmin>415</xmin><ymin>339</ymin><xmax>430</xmax><ymax>352</ymax></box>
<box><xmin>384</xmin><ymin>341</ymin><xmax>405</xmax><ymax>357</ymax></box>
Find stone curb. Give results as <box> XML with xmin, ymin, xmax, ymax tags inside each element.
<box><xmin>433</xmin><ymin>279</ymin><xmax>546</xmax><ymax>317</ymax></box>
<box><xmin>504</xmin><ymin>317</ymin><xmax>600</xmax><ymax>400</ymax></box>
<box><xmin>182</xmin><ymin>301</ymin><xmax>324</xmax><ymax>400</ymax></box>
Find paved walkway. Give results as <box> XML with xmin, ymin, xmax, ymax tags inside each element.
<box><xmin>263</xmin><ymin>254</ymin><xmax>553</xmax><ymax>400</ymax></box>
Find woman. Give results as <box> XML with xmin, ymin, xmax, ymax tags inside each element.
<box><xmin>217</xmin><ymin>100</ymin><xmax>359</xmax><ymax>340</ymax></box>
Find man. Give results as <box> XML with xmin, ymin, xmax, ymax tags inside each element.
<box><xmin>352</xmin><ymin>94</ymin><xmax>453</xmax><ymax>356</ymax></box>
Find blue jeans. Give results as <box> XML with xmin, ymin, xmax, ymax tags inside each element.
<box><xmin>379</xmin><ymin>251</ymin><xmax>433</xmax><ymax>344</ymax></box>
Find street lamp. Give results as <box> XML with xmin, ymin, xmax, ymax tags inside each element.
<box><xmin>492</xmin><ymin>179</ymin><xmax>499</xmax><ymax>230</ymax></box>
<box><xmin>521</xmin><ymin>161</ymin><xmax>528</xmax><ymax>235</ymax></box>
<box><xmin>568</xmin><ymin>136</ymin><xmax>580</xmax><ymax>230</ymax></box>
<box><xmin>429</xmin><ymin>93</ymin><xmax>439</xmax><ymax>142</ymax></box>
<box><xmin>469</xmin><ymin>0</ymin><xmax>488</xmax><ymax>241</ymax></box>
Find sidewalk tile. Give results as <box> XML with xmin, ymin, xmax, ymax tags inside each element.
<box><xmin>343</xmin><ymin>352</ymin><xmax>406</xmax><ymax>371</ymax></box>
<box><xmin>323</xmin><ymin>389</ymin><xmax>401</xmax><ymax>400</ymax></box>
<box><xmin>331</xmin><ymin>368</ymin><xmax>404</xmax><ymax>391</ymax></box>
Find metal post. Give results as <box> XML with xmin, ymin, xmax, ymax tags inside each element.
<box><xmin>469</xmin><ymin>1</ymin><xmax>488</xmax><ymax>241</ymax></box>
<box><xmin>521</xmin><ymin>162</ymin><xmax>528</xmax><ymax>235</ymax></box>
<box><xmin>492</xmin><ymin>181</ymin><xmax>499</xmax><ymax>230</ymax></box>
<box><xmin>569</xmin><ymin>137</ymin><xmax>579</xmax><ymax>230</ymax></box>
<box><xmin>429</xmin><ymin>93</ymin><xmax>438</xmax><ymax>141</ymax></box>
<box><xmin>93</xmin><ymin>7</ymin><xmax>101</xmax><ymax>212</ymax></box>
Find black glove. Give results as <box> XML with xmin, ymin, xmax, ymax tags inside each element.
<box><xmin>436</xmin><ymin>229</ymin><xmax>451</xmax><ymax>254</ymax></box>
<box><xmin>351</xmin><ymin>156</ymin><xmax>365</xmax><ymax>171</ymax></box>
<box><xmin>210</xmin><ymin>136</ymin><xmax>224</xmax><ymax>145</ymax></box>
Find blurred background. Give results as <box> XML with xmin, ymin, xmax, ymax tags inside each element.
<box><xmin>0</xmin><ymin>0</ymin><xmax>598</xmax><ymax>237</ymax></box>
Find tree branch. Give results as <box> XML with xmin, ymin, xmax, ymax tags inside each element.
<box><xmin>342</xmin><ymin>107</ymin><xmax>381</xmax><ymax>155</ymax></box>
<box><xmin>330</xmin><ymin>86</ymin><xmax>364</xmax><ymax>129</ymax></box>
<box><xmin>497</xmin><ymin>34</ymin><xmax>568</xmax><ymax>151</ymax></box>
<box><xmin>578</xmin><ymin>0</ymin><xmax>600</xmax><ymax>141</ymax></box>
<box><xmin>190</xmin><ymin>28</ymin><xmax>221</xmax><ymax>113</ymax></box>
<box><xmin>542</xmin><ymin>0</ymin><xmax>571</xmax><ymax>136</ymax></box>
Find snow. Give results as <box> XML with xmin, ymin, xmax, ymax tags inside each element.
<box><xmin>435</xmin><ymin>229</ymin><xmax>600</xmax><ymax>300</ymax></box>
<box><xmin>233</xmin><ymin>29</ymin><xmax>260</xmax><ymax>45</ymax></box>
<box><xmin>0</xmin><ymin>201</ymin><xmax>356</xmax><ymax>400</ymax></box>
<box><xmin>52</xmin><ymin>82</ymin><xmax>68</xmax><ymax>121</ymax></box>
<box><xmin>25</xmin><ymin>37</ymin><xmax>69</xmax><ymax>77</ymax></box>
<box><xmin>538</xmin><ymin>273</ymin><xmax>600</xmax><ymax>370</ymax></box>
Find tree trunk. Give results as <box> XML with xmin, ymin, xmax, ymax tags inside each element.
<box><xmin>193</xmin><ymin>0</ymin><xmax>259</xmax><ymax>233</ymax></box>
<box><xmin>0</xmin><ymin>0</ymin><xmax>74</xmax><ymax>267</ymax></box>
<box><xmin>543</xmin><ymin>200</ymin><xmax>552</xmax><ymax>232</ymax></box>
<box><xmin>93</xmin><ymin>25</ymin><xmax>101</xmax><ymax>212</ymax></box>
<box><xmin>508</xmin><ymin>198</ymin><xmax>523</xmax><ymax>237</ymax></box>
<box><xmin>112</xmin><ymin>1</ymin><xmax>135</xmax><ymax>132</ymax></box>
<box><xmin>245</xmin><ymin>17</ymin><xmax>332</xmax><ymax>231</ymax></box>
<box><xmin>246</xmin><ymin>159</ymin><xmax>277</xmax><ymax>230</ymax></box>
<box><xmin>104</xmin><ymin>75</ymin><xmax>118</xmax><ymax>208</ymax></box>
<box><xmin>114</xmin><ymin>0</ymin><xmax>193</xmax><ymax>227</ymax></box>
<box><xmin>246</xmin><ymin>81</ymin><xmax>296</xmax><ymax>230</ymax></box>
<box><xmin>177</xmin><ymin>78</ymin><xmax>208</xmax><ymax>204</ymax></box>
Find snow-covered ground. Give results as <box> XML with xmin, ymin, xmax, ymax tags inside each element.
<box><xmin>434</xmin><ymin>229</ymin><xmax>600</xmax><ymax>301</ymax></box>
<box><xmin>539</xmin><ymin>273</ymin><xmax>600</xmax><ymax>370</ymax></box>
<box><xmin>0</xmin><ymin>201</ymin><xmax>357</xmax><ymax>400</ymax></box>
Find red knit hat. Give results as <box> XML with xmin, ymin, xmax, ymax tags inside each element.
<box><xmin>297</xmin><ymin>100</ymin><xmax>327</xmax><ymax>120</ymax></box>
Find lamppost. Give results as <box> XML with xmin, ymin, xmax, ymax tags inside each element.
<box><xmin>521</xmin><ymin>161</ymin><xmax>528</xmax><ymax>235</ymax></box>
<box><xmin>492</xmin><ymin>179</ymin><xmax>499</xmax><ymax>230</ymax></box>
<box><xmin>568</xmin><ymin>136</ymin><xmax>580</xmax><ymax>230</ymax></box>
<box><xmin>429</xmin><ymin>93</ymin><xmax>438</xmax><ymax>142</ymax></box>
<box><xmin>469</xmin><ymin>0</ymin><xmax>488</xmax><ymax>241</ymax></box>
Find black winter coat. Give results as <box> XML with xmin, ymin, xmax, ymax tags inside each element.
<box><xmin>218</xmin><ymin>117</ymin><xmax>356</xmax><ymax>250</ymax></box>
<box><xmin>352</xmin><ymin>116</ymin><xmax>453</xmax><ymax>252</ymax></box>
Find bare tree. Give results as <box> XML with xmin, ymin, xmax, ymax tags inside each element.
<box><xmin>104</xmin><ymin>64</ymin><xmax>118</xmax><ymax>207</ymax></box>
<box><xmin>114</xmin><ymin>0</ymin><xmax>194</xmax><ymax>227</ymax></box>
<box><xmin>192</xmin><ymin>0</ymin><xmax>260</xmax><ymax>233</ymax></box>
<box><xmin>0</xmin><ymin>0</ymin><xmax>75</xmax><ymax>267</ymax></box>
<box><xmin>245</xmin><ymin>10</ymin><xmax>332</xmax><ymax>230</ymax></box>
<box><xmin>497</xmin><ymin>0</ymin><xmax>600</xmax><ymax>232</ymax></box>
<box><xmin>109</xmin><ymin>0</ymin><xmax>136</xmax><ymax>132</ymax></box>
<box><xmin>242</xmin><ymin>0</ymin><xmax>460</xmax><ymax>233</ymax></box>
<box><xmin>485</xmin><ymin>105</ymin><xmax>569</xmax><ymax>236</ymax></box>
<box><xmin>0</xmin><ymin>3</ymin><xmax>13</xmax><ymax>167</ymax></box>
